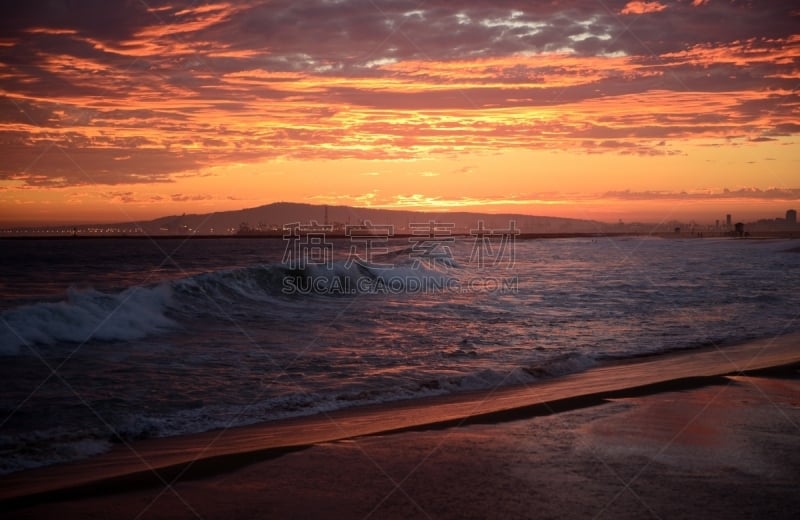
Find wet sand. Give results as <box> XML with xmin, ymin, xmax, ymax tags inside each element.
<box><xmin>3</xmin><ymin>334</ymin><xmax>800</xmax><ymax>518</ymax></box>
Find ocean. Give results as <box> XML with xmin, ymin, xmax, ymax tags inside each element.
<box><xmin>1</xmin><ymin>234</ymin><xmax>799</xmax><ymax>474</ymax></box>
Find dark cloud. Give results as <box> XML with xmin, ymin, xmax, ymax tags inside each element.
<box><xmin>0</xmin><ymin>143</ymin><xmax>199</xmax><ymax>185</ymax></box>
<box><xmin>0</xmin><ymin>0</ymin><xmax>155</xmax><ymax>40</ymax></box>
<box><xmin>170</xmin><ymin>193</ymin><xmax>213</xmax><ymax>202</ymax></box>
<box><xmin>102</xmin><ymin>191</ymin><xmax>136</xmax><ymax>203</ymax></box>
<box><xmin>214</xmin><ymin>0</ymin><xmax>799</xmax><ymax>65</ymax></box>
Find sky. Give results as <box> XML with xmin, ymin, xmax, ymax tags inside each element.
<box><xmin>0</xmin><ymin>0</ymin><xmax>798</xmax><ymax>225</ymax></box>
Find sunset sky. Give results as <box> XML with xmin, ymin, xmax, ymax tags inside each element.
<box><xmin>1</xmin><ymin>0</ymin><xmax>798</xmax><ymax>225</ymax></box>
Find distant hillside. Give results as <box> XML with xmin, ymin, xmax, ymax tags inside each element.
<box><xmin>137</xmin><ymin>202</ymin><xmax>608</xmax><ymax>235</ymax></box>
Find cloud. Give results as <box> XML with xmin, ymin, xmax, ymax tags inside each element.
<box><xmin>604</xmin><ymin>188</ymin><xmax>800</xmax><ymax>201</ymax></box>
<box><xmin>452</xmin><ymin>166</ymin><xmax>476</xmax><ymax>175</ymax></box>
<box><xmin>385</xmin><ymin>194</ymin><xmax>572</xmax><ymax>209</ymax></box>
<box><xmin>620</xmin><ymin>2</ymin><xmax>668</xmax><ymax>15</ymax></box>
<box><xmin>305</xmin><ymin>190</ymin><xmax>573</xmax><ymax>210</ymax></box>
<box><xmin>0</xmin><ymin>0</ymin><xmax>798</xmax><ymax>187</ymax></box>
<box><xmin>102</xmin><ymin>191</ymin><xmax>136</xmax><ymax>204</ymax></box>
<box><xmin>170</xmin><ymin>193</ymin><xmax>214</xmax><ymax>202</ymax></box>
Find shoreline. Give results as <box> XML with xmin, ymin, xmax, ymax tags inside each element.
<box><xmin>2</xmin><ymin>331</ymin><xmax>799</xmax><ymax>511</ymax></box>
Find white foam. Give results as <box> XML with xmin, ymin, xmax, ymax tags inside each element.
<box><xmin>0</xmin><ymin>284</ymin><xmax>175</xmax><ymax>355</ymax></box>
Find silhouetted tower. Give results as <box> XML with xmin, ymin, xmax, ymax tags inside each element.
<box><xmin>324</xmin><ymin>205</ymin><xmax>329</xmax><ymax>226</ymax></box>
<box><xmin>726</xmin><ymin>214</ymin><xmax>732</xmax><ymax>228</ymax></box>
<box><xmin>787</xmin><ymin>209</ymin><xmax>797</xmax><ymax>226</ymax></box>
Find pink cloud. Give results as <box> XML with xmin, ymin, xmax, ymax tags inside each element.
<box><xmin>621</xmin><ymin>1</ymin><xmax>668</xmax><ymax>15</ymax></box>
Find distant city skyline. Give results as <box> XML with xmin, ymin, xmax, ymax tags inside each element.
<box><xmin>1</xmin><ymin>2</ymin><xmax>798</xmax><ymax>225</ymax></box>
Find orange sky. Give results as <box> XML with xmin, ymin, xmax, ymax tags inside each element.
<box><xmin>1</xmin><ymin>1</ymin><xmax>798</xmax><ymax>225</ymax></box>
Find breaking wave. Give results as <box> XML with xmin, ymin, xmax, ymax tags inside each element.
<box><xmin>0</xmin><ymin>259</ymin><xmax>455</xmax><ymax>355</ymax></box>
<box><xmin>0</xmin><ymin>285</ymin><xmax>175</xmax><ymax>355</ymax></box>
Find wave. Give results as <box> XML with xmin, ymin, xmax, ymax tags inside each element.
<box><xmin>171</xmin><ymin>258</ymin><xmax>454</xmax><ymax>307</ymax></box>
<box><xmin>0</xmin><ymin>285</ymin><xmax>175</xmax><ymax>355</ymax></box>
<box><xmin>0</xmin><ymin>259</ymin><xmax>456</xmax><ymax>355</ymax></box>
<box><xmin>0</xmin><ymin>350</ymin><xmax>597</xmax><ymax>475</ymax></box>
<box><xmin>0</xmin><ymin>428</ymin><xmax>112</xmax><ymax>475</ymax></box>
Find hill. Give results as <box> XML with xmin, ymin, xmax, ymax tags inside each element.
<box><xmin>140</xmin><ymin>202</ymin><xmax>607</xmax><ymax>235</ymax></box>
<box><xmin>0</xmin><ymin>203</ymin><xmax>610</xmax><ymax>236</ymax></box>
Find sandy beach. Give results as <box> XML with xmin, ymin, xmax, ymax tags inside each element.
<box><xmin>3</xmin><ymin>336</ymin><xmax>799</xmax><ymax>519</ymax></box>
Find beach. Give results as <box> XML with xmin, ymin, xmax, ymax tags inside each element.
<box><xmin>3</xmin><ymin>0</ymin><xmax>800</xmax><ymax>516</ymax></box>
<box><xmin>3</xmin><ymin>334</ymin><xmax>799</xmax><ymax>519</ymax></box>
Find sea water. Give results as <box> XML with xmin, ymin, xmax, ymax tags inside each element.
<box><xmin>1</xmin><ymin>235</ymin><xmax>799</xmax><ymax>473</ymax></box>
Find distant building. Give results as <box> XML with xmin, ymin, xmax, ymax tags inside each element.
<box><xmin>787</xmin><ymin>209</ymin><xmax>797</xmax><ymax>226</ymax></box>
<box><xmin>726</xmin><ymin>214</ymin><xmax>732</xmax><ymax>228</ymax></box>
